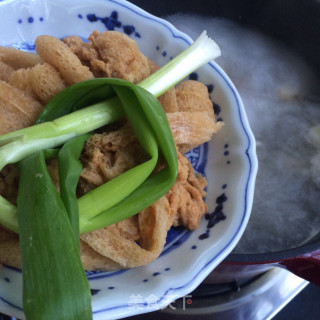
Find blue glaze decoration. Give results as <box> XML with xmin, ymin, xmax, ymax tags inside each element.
<box><xmin>191</xmin><ymin>245</ymin><xmax>197</xmax><ymax>250</ymax></box>
<box><xmin>160</xmin><ymin>227</ymin><xmax>192</xmax><ymax>258</ymax></box>
<box><xmin>11</xmin><ymin>42</ymin><xmax>36</xmax><ymax>51</ymax></box>
<box><xmin>213</xmin><ymin>102</ymin><xmax>221</xmax><ymax>115</ymax></box>
<box><xmin>224</xmin><ymin>150</ymin><xmax>229</xmax><ymax>156</ymax></box>
<box><xmin>152</xmin><ymin>272</ymin><xmax>161</xmax><ymax>277</ymax></box>
<box><xmin>199</xmin><ymin>230</ymin><xmax>210</xmax><ymax>240</ymax></box>
<box><xmin>18</xmin><ymin>16</ymin><xmax>44</xmax><ymax>24</ymax></box>
<box><xmin>199</xmin><ymin>193</ymin><xmax>227</xmax><ymax>240</ymax></box>
<box><xmin>216</xmin><ymin>193</ymin><xmax>227</xmax><ymax>204</ymax></box>
<box><xmin>123</xmin><ymin>25</ymin><xmax>135</xmax><ymax>35</ymax></box>
<box><xmin>108</xmin><ymin>286</ymin><xmax>115</xmax><ymax>290</ymax></box>
<box><xmin>206</xmin><ymin>84</ymin><xmax>214</xmax><ymax>93</ymax></box>
<box><xmin>87</xmin><ymin>13</ymin><xmax>98</xmax><ymax>22</ymax></box>
<box><xmin>91</xmin><ymin>289</ymin><xmax>100</xmax><ymax>296</ymax></box>
<box><xmin>0</xmin><ymin>294</ymin><xmax>23</xmax><ymax>311</ymax></box>
<box><xmin>84</xmin><ymin>10</ymin><xmax>143</xmax><ymax>38</ymax></box>
<box><xmin>222</xmin><ymin>184</ymin><xmax>227</xmax><ymax>189</ymax></box>
<box><xmin>86</xmin><ymin>269</ymin><xmax>126</xmax><ymax>280</ymax></box>
<box><xmin>4</xmin><ymin>277</ymin><xmax>10</xmax><ymax>283</ymax></box>
<box><xmin>185</xmin><ymin>144</ymin><xmax>207</xmax><ymax>175</ymax></box>
<box><xmin>164</xmin><ymin>268</ymin><xmax>170</xmax><ymax>271</ymax></box>
<box><xmin>143</xmin><ymin>279</ymin><xmax>148</xmax><ymax>283</ymax></box>
<box><xmin>162</xmin><ymin>51</ymin><xmax>167</xmax><ymax>57</ymax></box>
<box><xmin>188</xmin><ymin>72</ymin><xmax>198</xmax><ymax>81</ymax></box>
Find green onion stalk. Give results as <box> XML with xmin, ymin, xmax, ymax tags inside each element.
<box><xmin>0</xmin><ymin>31</ymin><xmax>221</xmax><ymax>233</ymax></box>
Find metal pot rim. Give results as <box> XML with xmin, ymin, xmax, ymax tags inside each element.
<box><xmin>226</xmin><ymin>237</ymin><xmax>320</xmax><ymax>263</ymax></box>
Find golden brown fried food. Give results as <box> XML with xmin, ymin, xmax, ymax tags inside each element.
<box><xmin>35</xmin><ymin>35</ymin><xmax>94</xmax><ymax>85</ymax></box>
<box><xmin>0</xmin><ymin>61</ymin><xmax>14</xmax><ymax>82</ymax></box>
<box><xmin>81</xmin><ymin>198</ymin><xmax>167</xmax><ymax>268</ymax></box>
<box><xmin>0</xmin><ymin>226</ymin><xmax>123</xmax><ymax>271</ymax></box>
<box><xmin>63</xmin><ymin>35</ymin><xmax>99</xmax><ymax>67</ymax></box>
<box><xmin>0</xmin><ymin>227</ymin><xmax>21</xmax><ymax>269</ymax></box>
<box><xmin>28</xmin><ymin>63</ymin><xmax>65</xmax><ymax>104</ymax></box>
<box><xmin>78</xmin><ymin>120</ymin><xmax>209</xmax><ymax>233</ymax></box>
<box><xmin>9</xmin><ymin>68</ymin><xmax>36</xmax><ymax>99</ymax></box>
<box><xmin>0</xmin><ymin>46</ymin><xmax>42</xmax><ymax>69</ymax></box>
<box><xmin>0</xmin><ymin>81</ymin><xmax>42</xmax><ymax>134</ymax></box>
<box><xmin>165</xmin><ymin>152</ymin><xmax>208</xmax><ymax>230</ymax></box>
<box><xmin>168</xmin><ymin>111</ymin><xmax>223</xmax><ymax>153</ymax></box>
<box><xmin>0</xmin><ymin>165</ymin><xmax>18</xmax><ymax>205</ymax></box>
<box><xmin>158</xmin><ymin>87</ymin><xmax>179</xmax><ymax>113</ymax></box>
<box><xmin>9</xmin><ymin>64</ymin><xmax>65</xmax><ymax>105</ymax></box>
<box><xmin>78</xmin><ymin>124</ymin><xmax>148</xmax><ymax>194</ymax></box>
<box><xmin>112</xmin><ymin>216</ymin><xmax>140</xmax><ymax>242</ymax></box>
<box><xmin>64</xmin><ymin>31</ymin><xmax>151</xmax><ymax>83</ymax></box>
<box><xmin>80</xmin><ymin>241</ymin><xmax>122</xmax><ymax>271</ymax></box>
<box><xmin>176</xmin><ymin>80</ymin><xmax>215</xmax><ymax>118</ymax></box>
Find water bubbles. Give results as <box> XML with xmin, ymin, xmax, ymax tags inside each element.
<box><xmin>165</xmin><ymin>14</ymin><xmax>320</xmax><ymax>253</ymax></box>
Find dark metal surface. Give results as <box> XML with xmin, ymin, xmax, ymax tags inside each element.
<box><xmin>132</xmin><ymin>0</ymin><xmax>320</xmax><ymax>267</ymax></box>
<box><xmin>131</xmin><ymin>0</ymin><xmax>320</xmax><ymax>78</ymax></box>
<box><xmin>128</xmin><ymin>0</ymin><xmax>320</xmax><ymax>318</ymax></box>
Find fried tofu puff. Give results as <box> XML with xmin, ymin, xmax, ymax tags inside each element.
<box><xmin>35</xmin><ymin>35</ymin><xmax>94</xmax><ymax>85</ymax></box>
<box><xmin>0</xmin><ymin>46</ymin><xmax>42</xmax><ymax>69</ymax></box>
<box><xmin>9</xmin><ymin>63</ymin><xmax>66</xmax><ymax>105</ymax></box>
<box><xmin>0</xmin><ymin>81</ymin><xmax>42</xmax><ymax>134</ymax></box>
<box><xmin>64</xmin><ymin>31</ymin><xmax>151</xmax><ymax>83</ymax></box>
<box><xmin>0</xmin><ymin>61</ymin><xmax>14</xmax><ymax>82</ymax></box>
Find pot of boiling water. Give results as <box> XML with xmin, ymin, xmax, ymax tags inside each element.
<box><xmin>214</xmin><ymin>0</ymin><xmax>320</xmax><ymax>285</ymax></box>
<box><xmin>131</xmin><ymin>0</ymin><xmax>320</xmax><ymax>285</ymax></box>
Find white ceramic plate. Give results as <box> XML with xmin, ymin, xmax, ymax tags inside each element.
<box><xmin>0</xmin><ymin>0</ymin><xmax>257</xmax><ymax>319</ymax></box>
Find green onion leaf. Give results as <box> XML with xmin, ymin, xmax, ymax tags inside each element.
<box><xmin>58</xmin><ymin>134</ymin><xmax>91</xmax><ymax>246</ymax></box>
<box><xmin>17</xmin><ymin>151</ymin><xmax>92</xmax><ymax>320</ymax></box>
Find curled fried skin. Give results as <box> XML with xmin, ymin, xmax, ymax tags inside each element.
<box><xmin>35</xmin><ymin>35</ymin><xmax>94</xmax><ymax>85</ymax></box>
<box><xmin>0</xmin><ymin>47</ymin><xmax>42</xmax><ymax>69</ymax></box>
<box><xmin>64</xmin><ymin>31</ymin><xmax>151</xmax><ymax>83</ymax></box>
<box><xmin>0</xmin><ymin>61</ymin><xmax>14</xmax><ymax>82</ymax></box>
<box><xmin>81</xmin><ymin>198</ymin><xmax>167</xmax><ymax>268</ymax></box>
<box><xmin>0</xmin><ymin>81</ymin><xmax>42</xmax><ymax>134</ymax></box>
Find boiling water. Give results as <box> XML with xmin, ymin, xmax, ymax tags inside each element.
<box><xmin>165</xmin><ymin>14</ymin><xmax>320</xmax><ymax>253</ymax></box>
